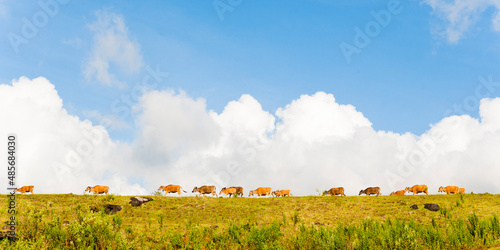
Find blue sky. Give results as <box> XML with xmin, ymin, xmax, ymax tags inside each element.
<box><xmin>2</xmin><ymin>0</ymin><xmax>500</xmax><ymax>142</ymax></box>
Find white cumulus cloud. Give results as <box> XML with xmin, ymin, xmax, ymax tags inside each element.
<box><xmin>0</xmin><ymin>77</ymin><xmax>147</xmax><ymax>195</ymax></box>
<box><xmin>83</xmin><ymin>10</ymin><xmax>144</xmax><ymax>87</ymax></box>
<box><xmin>2</xmin><ymin>77</ymin><xmax>500</xmax><ymax>196</ymax></box>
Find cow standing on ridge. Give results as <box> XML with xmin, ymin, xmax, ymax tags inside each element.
<box><xmin>438</xmin><ymin>186</ymin><xmax>459</xmax><ymax>194</ymax></box>
<box><xmin>158</xmin><ymin>185</ymin><xmax>187</xmax><ymax>196</ymax></box>
<box><xmin>14</xmin><ymin>185</ymin><xmax>34</xmax><ymax>194</ymax></box>
<box><xmin>272</xmin><ymin>190</ymin><xmax>291</xmax><ymax>197</ymax></box>
<box><xmin>405</xmin><ymin>185</ymin><xmax>428</xmax><ymax>195</ymax></box>
<box><xmin>390</xmin><ymin>190</ymin><xmax>405</xmax><ymax>196</ymax></box>
<box><xmin>85</xmin><ymin>185</ymin><xmax>109</xmax><ymax>195</ymax></box>
<box><xmin>249</xmin><ymin>187</ymin><xmax>272</xmax><ymax>197</ymax></box>
<box><xmin>192</xmin><ymin>186</ymin><xmax>217</xmax><ymax>197</ymax></box>
<box><xmin>219</xmin><ymin>187</ymin><xmax>237</xmax><ymax>197</ymax></box>
<box><xmin>323</xmin><ymin>187</ymin><xmax>345</xmax><ymax>196</ymax></box>
<box><xmin>359</xmin><ymin>187</ymin><xmax>381</xmax><ymax>196</ymax></box>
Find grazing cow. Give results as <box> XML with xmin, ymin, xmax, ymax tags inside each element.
<box><xmin>85</xmin><ymin>185</ymin><xmax>109</xmax><ymax>195</ymax></box>
<box><xmin>192</xmin><ymin>186</ymin><xmax>217</xmax><ymax>197</ymax></box>
<box><xmin>323</xmin><ymin>187</ymin><xmax>345</xmax><ymax>196</ymax></box>
<box><xmin>438</xmin><ymin>186</ymin><xmax>459</xmax><ymax>194</ymax></box>
<box><xmin>219</xmin><ymin>187</ymin><xmax>237</xmax><ymax>197</ymax></box>
<box><xmin>359</xmin><ymin>187</ymin><xmax>381</xmax><ymax>196</ymax></box>
<box><xmin>249</xmin><ymin>187</ymin><xmax>272</xmax><ymax>197</ymax></box>
<box><xmin>390</xmin><ymin>190</ymin><xmax>405</xmax><ymax>196</ymax></box>
<box><xmin>14</xmin><ymin>185</ymin><xmax>34</xmax><ymax>194</ymax></box>
<box><xmin>405</xmin><ymin>185</ymin><xmax>428</xmax><ymax>195</ymax></box>
<box><xmin>273</xmin><ymin>190</ymin><xmax>291</xmax><ymax>197</ymax></box>
<box><xmin>280</xmin><ymin>190</ymin><xmax>291</xmax><ymax>197</ymax></box>
<box><xmin>459</xmin><ymin>188</ymin><xmax>466</xmax><ymax>194</ymax></box>
<box><xmin>230</xmin><ymin>186</ymin><xmax>244</xmax><ymax>197</ymax></box>
<box><xmin>158</xmin><ymin>185</ymin><xmax>187</xmax><ymax>195</ymax></box>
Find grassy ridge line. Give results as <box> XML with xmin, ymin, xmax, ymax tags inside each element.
<box><xmin>2</xmin><ymin>193</ymin><xmax>500</xmax><ymax>230</ymax></box>
<box><xmin>1</xmin><ymin>194</ymin><xmax>500</xmax><ymax>248</ymax></box>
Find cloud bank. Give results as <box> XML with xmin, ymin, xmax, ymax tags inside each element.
<box><xmin>1</xmin><ymin>77</ymin><xmax>500</xmax><ymax>196</ymax></box>
<box><xmin>423</xmin><ymin>0</ymin><xmax>500</xmax><ymax>43</ymax></box>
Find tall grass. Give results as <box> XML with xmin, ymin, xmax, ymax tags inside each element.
<box><xmin>2</xmin><ymin>211</ymin><xmax>500</xmax><ymax>249</ymax></box>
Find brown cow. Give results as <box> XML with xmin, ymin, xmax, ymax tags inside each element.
<box><xmin>158</xmin><ymin>185</ymin><xmax>187</xmax><ymax>195</ymax></box>
<box><xmin>390</xmin><ymin>190</ymin><xmax>405</xmax><ymax>196</ymax></box>
<box><xmin>280</xmin><ymin>190</ymin><xmax>291</xmax><ymax>197</ymax></box>
<box><xmin>85</xmin><ymin>185</ymin><xmax>109</xmax><ymax>195</ymax></box>
<box><xmin>459</xmin><ymin>188</ymin><xmax>466</xmax><ymax>194</ymax></box>
<box><xmin>14</xmin><ymin>185</ymin><xmax>34</xmax><ymax>194</ymax></box>
<box><xmin>359</xmin><ymin>187</ymin><xmax>381</xmax><ymax>196</ymax></box>
<box><xmin>273</xmin><ymin>190</ymin><xmax>291</xmax><ymax>197</ymax></box>
<box><xmin>192</xmin><ymin>186</ymin><xmax>217</xmax><ymax>197</ymax></box>
<box><xmin>405</xmin><ymin>185</ymin><xmax>428</xmax><ymax>195</ymax></box>
<box><xmin>249</xmin><ymin>187</ymin><xmax>272</xmax><ymax>197</ymax></box>
<box><xmin>438</xmin><ymin>186</ymin><xmax>459</xmax><ymax>194</ymax></box>
<box><xmin>219</xmin><ymin>187</ymin><xmax>237</xmax><ymax>197</ymax></box>
<box><xmin>323</xmin><ymin>187</ymin><xmax>345</xmax><ymax>196</ymax></box>
<box><xmin>230</xmin><ymin>186</ymin><xmax>244</xmax><ymax>197</ymax></box>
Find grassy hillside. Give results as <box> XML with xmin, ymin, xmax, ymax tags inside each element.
<box><xmin>1</xmin><ymin>193</ymin><xmax>500</xmax><ymax>249</ymax></box>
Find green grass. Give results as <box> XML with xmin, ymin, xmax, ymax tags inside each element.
<box><xmin>1</xmin><ymin>193</ymin><xmax>500</xmax><ymax>249</ymax></box>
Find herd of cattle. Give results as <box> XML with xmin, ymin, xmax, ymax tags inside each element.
<box><xmin>390</xmin><ymin>185</ymin><xmax>466</xmax><ymax>195</ymax></box>
<box><xmin>12</xmin><ymin>184</ymin><xmax>467</xmax><ymax>197</ymax></box>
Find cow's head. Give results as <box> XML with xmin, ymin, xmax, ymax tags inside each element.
<box><xmin>158</xmin><ymin>186</ymin><xmax>164</xmax><ymax>191</ymax></box>
<box><xmin>390</xmin><ymin>192</ymin><xmax>395</xmax><ymax>196</ymax></box>
<box><xmin>404</xmin><ymin>187</ymin><xmax>410</xmax><ymax>192</ymax></box>
<box><xmin>438</xmin><ymin>186</ymin><xmax>445</xmax><ymax>193</ymax></box>
<box><xmin>192</xmin><ymin>187</ymin><xmax>198</xmax><ymax>193</ymax></box>
<box><xmin>358</xmin><ymin>190</ymin><xmax>365</xmax><ymax>196</ymax></box>
<box><xmin>248</xmin><ymin>190</ymin><xmax>254</xmax><ymax>197</ymax></box>
<box><xmin>85</xmin><ymin>186</ymin><xmax>92</xmax><ymax>192</ymax></box>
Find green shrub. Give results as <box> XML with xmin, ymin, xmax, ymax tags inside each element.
<box><xmin>247</xmin><ymin>221</ymin><xmax>283</xmax><ymax>249</ymax></box>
